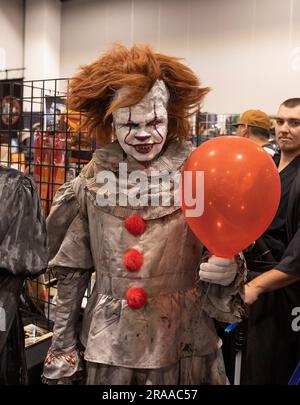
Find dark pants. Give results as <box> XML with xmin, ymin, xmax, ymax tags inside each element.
<box><xmin>241</xmin><ymin>286</ymin><xmax>300</xmax><ymax>385</ymax></box>
<box><xmin>0</xmin><ymin>272</ymin><xmax>27</xmax><ymax>385</ymax></box>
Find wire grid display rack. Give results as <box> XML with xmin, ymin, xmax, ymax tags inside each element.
<box><xmin>0</xmin><ymin>77</ymin><xmax>240</xmax><ymax>334</ymax></box>
<box><xmin>1</xmin><ymin>78</ymin><xmax>96</xmax><ymax>214</ymax></box>
<box><xmin>0</xmin><ymin>78</ymin><xmax>96</xmax><ymax>337</ymax></box>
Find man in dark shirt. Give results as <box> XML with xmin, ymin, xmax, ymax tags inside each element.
<box><xmin>242</xmin><ymin>98</ymin><xmax>300</xmax><ymax>384</ymax></box>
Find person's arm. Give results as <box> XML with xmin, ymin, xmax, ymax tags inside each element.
<box><xmin>245</xmin><ymin>269</ymin><xmax>300</xmax><ymax>305</ymax></box>
<box><xmin>42</xmin><ymin>177</ymin><xmax>93</xmax><ymax>384</ymax></box>
<box><xmin>246</xmin><ymin>212</ymin><xmax>300</xmax><ymax>305</ymax></box>
<box><xmin>44</xmin><ymin>267</ymin><xmax>91</xmax><ymax>383</ymax></box>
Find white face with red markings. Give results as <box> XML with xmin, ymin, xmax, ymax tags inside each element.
<box><xmin>112</xmin><ymin>80</ymin><xmax>169</xmax><ymax>162</ymax></box>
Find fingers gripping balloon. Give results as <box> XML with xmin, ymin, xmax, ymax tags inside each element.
<box><xmin>181</xmin><ymin>136</ymin><xmax>281</xmax><ymax>258</ymax></box>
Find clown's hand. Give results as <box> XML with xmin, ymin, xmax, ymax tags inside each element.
<box><xmin>199</xmin><ymin>255</ymin><xmax>238</xmax><ymax>286</ymax></box>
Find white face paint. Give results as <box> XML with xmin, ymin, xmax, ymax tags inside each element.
<box><xmin>112</xmin><ymin>80</ymin><xmax>169</xmax><ymax>162</ymax></box>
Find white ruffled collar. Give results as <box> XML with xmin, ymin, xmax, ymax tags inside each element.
<box><xmin>92</xmin><ymin>141</ymin><xmax>192</xmax><ymax>175</ymax></box>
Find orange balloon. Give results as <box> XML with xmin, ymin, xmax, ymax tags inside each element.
<box><xmin>181</xmin><ymin>136</ymin><xmax>281</xmax><ymax>258</ymax></box>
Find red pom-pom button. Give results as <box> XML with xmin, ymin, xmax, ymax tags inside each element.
<box><xmin>123</xmin><ymin>248</ymin><xmax>144</xmax><ymax>272</ymax></box>
<box><xmin>126</xmin><ymin>287</ymin><xmax>147</xmax><ymax>309</ymax></box>
<box><xmin>124</xmin><ymin>215</ymin><xmax>146</xmax><ymax>236</ymax></box>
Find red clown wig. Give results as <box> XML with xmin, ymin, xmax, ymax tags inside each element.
<box><xmin>68</xmin><ymin>43</ymin><xmax>210</xmax><ymax>145</ymax></box>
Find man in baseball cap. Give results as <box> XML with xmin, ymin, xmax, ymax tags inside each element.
<box><xmin>234</xmin><ymin>109</ymin><xmax>278</xmax><ymax>156</ymax></box>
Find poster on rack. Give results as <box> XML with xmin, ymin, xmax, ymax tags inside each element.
<box><xmin>0</xmin><ymin>79</ymin><xmax>23</xmax><ymax>134</ymax></box>
<box><xmin>44</xmin><ymin>95</ymin><xmax>66</xmax><ymax>131</ymax></box>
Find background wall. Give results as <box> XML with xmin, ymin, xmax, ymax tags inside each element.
<box><xmin>24</xmin><ymin>0</ymin><xmax>61</xmax><ymax>81</ymax></box>
<box><xmin>1</xmin><ymin>0</ymin><xmax>300</xmax><ymax>113</ymax></box>
<box><xmin>60</xmin><ymin>0</ymin><xmax>300</xmax><ymax>114</ymax></box>
<box><xmin>0</xmin><ymin>0</ymin><xmax>24</xmax><ymax>74</ymax></box>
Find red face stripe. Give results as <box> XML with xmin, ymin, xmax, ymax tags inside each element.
<box><xmin>153</xmin><ymin>102</ymin><xmax>164</xmax><ymax>143</ymax></box>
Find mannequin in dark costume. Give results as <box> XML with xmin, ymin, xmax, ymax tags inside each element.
<box><xmin>242</xmin><ymin>98</ymin><xmax>300</xmax><ymax>385</ymax></box>
<box><xmin>0</xmin><ymin>167</ymin><xmax>48</xmax><ymax>384</ymax></box>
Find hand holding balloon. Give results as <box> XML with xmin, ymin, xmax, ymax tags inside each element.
<box><xmin>199</xmin><ymin>255</ymin><xmax>238</xmax><ymax>286</ymax></box>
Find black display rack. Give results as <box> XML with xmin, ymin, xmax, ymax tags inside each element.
<box><xmin>0</xmin><ymin>77</ymin><xmax>95</xmax><ymax>376</ymax></box>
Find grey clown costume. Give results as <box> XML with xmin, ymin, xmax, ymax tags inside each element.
<box><xmin>43</xmin><ymin>141</ymin><xmax>246</xmax><ymax>384</ymax></box>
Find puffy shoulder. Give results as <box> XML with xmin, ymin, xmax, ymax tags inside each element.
<box><xmin>47</xmin><ymin>175</ymin><xmax>94</xmax><ymax>268</ymax></box>
<box><xmin>0</xmin><ymin>168</ymin><xmax>48</xmax><ymax>277</ymax></box>
<box><xmin>47</xmin><ymin>180</ymin><xmax>80</xmax><ymax>261</ymax></box>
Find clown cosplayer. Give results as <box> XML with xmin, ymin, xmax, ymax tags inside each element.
<box><xmin>43</xmin><ymin>44</ymin><xmax>245</xmax><ymax>385</ymax></box>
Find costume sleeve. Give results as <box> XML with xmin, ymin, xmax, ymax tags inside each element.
<box><xmin>274</xmin><ymin>227</ymin><xmax>300</xmax><ymax>276</ymax></box>
<box><xmin>43</xmin><ymin>267</ymin><xmax>91</xmax><ymax>382</ymax></box>
<box><xmin>47</xmin><ymin>178</ymin><xmax>93</xmax><ymax>270</ymax></box>
<box><xmin>43</xmin><ymin>177</ymin><xmax>93</xmax><ymax>383</ymax></box>
<box><xmin>274</xmin><ymin>172</ymin><xmax>300</xmax><ymax>276</ymax></box>
<box><xmin>0</xmin><ymin>174</ymin><xmax>48</xmax><ymax>277</ymax></box>
<box><xmin>199</xmin><ymin>254</ymin><xmax>247</xmax><ymax>323</ymax></box>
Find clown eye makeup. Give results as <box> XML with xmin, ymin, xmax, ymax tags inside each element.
<box><xmin>147</xmin><ymin>119</ymin><xmax>163</xmax><ymax>127</ymax></box>
<box><xmin>118</xmin><ymin>119</ymin><xmax>164</xmax><ymax>129</ymax></box>
<box><xmin>119</xmin><ymin>122</ymin><xmax>140</xmax><ymax>129</ymax></box>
